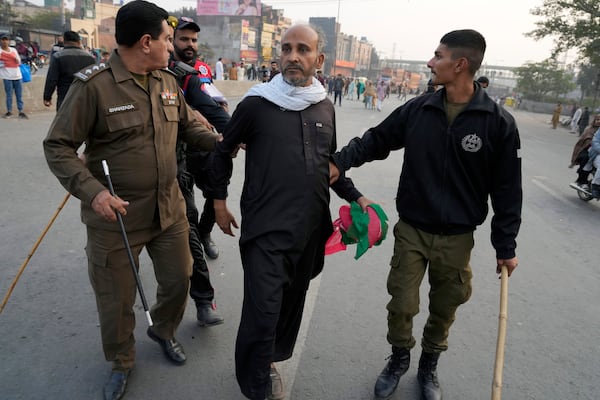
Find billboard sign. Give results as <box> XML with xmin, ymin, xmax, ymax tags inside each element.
<box><xmin>197</xmin><ymin>0</ymin><xmax>262</xmax><ymax>16</ymax></box>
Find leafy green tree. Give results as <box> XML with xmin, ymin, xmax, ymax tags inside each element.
<box><xmin>527</xmin><ymin>0</ymin><xmax>600</xmax><ymax>66</ymax></box>
<box><xmin>167</xmin><ymin>6</ymin><xmax>197</xmax><ymax>17</ymax></box>
<box><xmin>515</xmin><ymin>59</ymin><xmax>575</xmax><ymax>101</ymax></box>
<box><xmin>0</xmin><ymin>0</ymin><xmax>17</xmax><ymax>27</ymax></box>
<box><xmin>576</xmin><ymin>63</ymin><xmax>600</xmax><ymax>100</ymax></box>
<box><xmin>25</xmin><ymin>10</ymin><xmax>73</xmax><ymax>31</ymax></box>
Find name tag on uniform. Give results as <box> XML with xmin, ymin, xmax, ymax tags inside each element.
<box><xmin>107</xmin><ymin>103</ymin><xmax>136</xmax><ymax>114</ymax></box>
<box><xmin>316</xmin><ymin>122</ymin><xmax>323</xmax><ymax>128</ymax></box>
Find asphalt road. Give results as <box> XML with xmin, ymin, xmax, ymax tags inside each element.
<box><xmin>0</xmin><ymin>94</ymin><xmax>598</xmax><ymax>400</ymax></box>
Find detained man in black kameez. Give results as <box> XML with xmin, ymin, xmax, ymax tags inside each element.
<box><xmin>211</xmin><ymin>24</ymin><xmax>369</xmax><ymax>400</ymax></box>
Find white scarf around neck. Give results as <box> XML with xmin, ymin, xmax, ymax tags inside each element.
<box><xmin>243</xmin><ymin>73</ymin><xmax>326</xmax><ymax>111</ymax></box>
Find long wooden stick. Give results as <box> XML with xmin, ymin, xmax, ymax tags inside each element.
<box><xmin>0</xmin><ymin>192</ymin><xmax>71</xmax><ymax>314</ymax></box>
<box><xmin>491</xmin><ymin>265</ymin><xmax>509</xmax><ymax>400</ymax></box>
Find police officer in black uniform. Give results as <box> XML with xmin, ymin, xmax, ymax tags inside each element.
<box><xmin>168</xmin><ymin>16</ymin><xmax>230</xmax><ymax>326</ymax></box>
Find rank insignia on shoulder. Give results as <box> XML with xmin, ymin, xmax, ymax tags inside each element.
<box><xmin>74</xmin><ymin>62</ymin><xmax>109</xmax><ymax>81</ymax></box>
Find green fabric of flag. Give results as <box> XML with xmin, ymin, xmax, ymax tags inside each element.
<box><xmin>340</xmin><ymin>202</ymin><xmax>388</xmax><ymax>259</ymax></box>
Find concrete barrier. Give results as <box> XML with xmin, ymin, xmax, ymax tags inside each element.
<box><xmin>0</xmin><ymin>75</ymin><xmax>259</xmax><ymax>114</ymax></box>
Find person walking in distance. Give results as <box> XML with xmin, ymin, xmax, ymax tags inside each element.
<box><xmin>170</xmin><ymin>15</ymin><xmax>227</xmax><ymax>326</ymax></box>
<box><xmin>333</xmin><ymin>73</ymin><xmax>344</xmax><ymax>106</ymax></box>
<box><xmin>51</xmin><ymin>35</ymin><xmax>64</xmax><ymax>56</ymax></box>
<box><xmin>228</xmin><ymin>61</ymin><xmax>238</xmax><ymax>81</ymax></box>
<box><xmin>212</xmin><ymin>24</ymin><xmax>367</xmax><ymax>400</ymax></box>
<box><xmin>552</xmin><ymin>102</ymin><xmax>562</xmax><ymax>129</ymax></box>
<box><xmin>578</xmin><ymin>106</ymin><xmax>590</xmax><ymax>136</ymax></box>
<box><xmin>376</xmin><ymin>80</ymin><xmax>386</xmax><ymax>111</ymax></box>
<box><xmin>476</xmin><ymin>75</ymin><xmax>489</xmax><ymax>89</ymax></box>
<box><xmin>43</xmin><ymin>30</ymin><xmax>96</xmax><ymax>111</ymax></box>
<box><xmin>330</xmin><ymin>29</ymin><xmax>522</xmax><ymax>400</ymax></box>
<box><xmin>0</xmin><ymin>33</ymin><xmax>27</xmax><ymax>119</ymax></box>
<box><xmin>43</xmin><ymin>2</ymin><xmax>220</xmax><ymax>399</ymax></box>
<box><xmin>215</xmin><ymin>57</ymin><xmax>224</xmax><ymax>80</ymax></box>
<box><xmin>267</xmin><ymin>60</ymin><xmax>279</xmax><ymax>81</ymax></box>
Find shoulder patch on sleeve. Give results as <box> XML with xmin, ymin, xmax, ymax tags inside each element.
<box><xmin>74</xmin><ymin>62</ymin><xmax>110</xmax><ymax>82</ymax></box>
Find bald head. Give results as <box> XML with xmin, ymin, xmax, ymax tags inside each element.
<box><xmin>280</xmin><ymin>24</ymin><xmax>325</xmax><ymax>87</ymax></box>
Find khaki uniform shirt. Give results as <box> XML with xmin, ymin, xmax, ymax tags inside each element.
<box><xmin>43</xmin><ymin>50</ymin><xmax>218</xmax><ymax>232</ymax></box>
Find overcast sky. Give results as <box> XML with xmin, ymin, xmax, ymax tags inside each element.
<box><xmin>261</xmin><ymin>0</ymin><xmax>562</xmax><ymax>67</ymax></box>
<box><xmin>41</xmin><ymin>0</ymin><xmax>567</xmax><ymax>67</ymax></box>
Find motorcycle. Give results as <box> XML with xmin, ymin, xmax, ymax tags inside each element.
<box><xmin>23</xmin><ymin>57</ymin><xmax>39</xmax><ymax>74</ymax></box>
<box><xmin>569</xmin><ymin>167</ymin><xmax>597</xmax><ymax>202</ymax></box>
<box><xmin>32</xmin><ymin>54</ymin><xmax>45</xmax><ymax>69</ymax></box>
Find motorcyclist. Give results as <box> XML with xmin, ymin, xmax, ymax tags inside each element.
<box><xmin>570</xmin><ymin>114</ymin><xmax>600</xmax><ymax>188</ymax></box>
<box><xmin>583</xmin><ymin>127</ymin><xmax>600</xmax><ymax>197</ymax></box>
<box><xmin>15</xmin><ymin>37</ymin><xmax>29</xmax><ymax>62</ymax></box>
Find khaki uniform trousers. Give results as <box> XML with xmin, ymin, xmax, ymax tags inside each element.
<box><xmin>86</xmin><ymin>218</ymin><xmax>192</xmax><ymax>371</ymax></box>
<box><xmin>387</xmin><ymin>219</ymin><xmax>474</xmax><ymax>353</ymax></box>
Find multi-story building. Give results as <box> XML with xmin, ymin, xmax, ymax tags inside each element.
<box><xmin>196</xmin><ymin>5</ymin><xmax>292</xmax><ymax>68</ymax></box>
<box><xmin>6</xmin><ymin>0</ymin><xmax>378</xmax><ymax>79</ymax></box>
<box><xmin>309</xmin><ymin>17</ymin><xmax>374</xmax><ymax>78</ymax></box>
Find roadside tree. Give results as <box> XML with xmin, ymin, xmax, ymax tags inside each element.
<box><xmin>514</xmin><ymin>59</ymin><xmax>575</xmax><ymax>101</ymax></box>
<box><xmin>527</xmin><ymin>0</ymin><xmax>600</xmax><ymax>66</ymax></box>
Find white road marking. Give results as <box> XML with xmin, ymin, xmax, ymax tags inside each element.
<box><xmin>531</xmin><ymin>176</ymin><xmax>571</xmax><ymax>207</ymax></box>
<box><xmin>279</xmin><ymin>274</ymin><xmax>322</xmax><ymax>398</ymax></box>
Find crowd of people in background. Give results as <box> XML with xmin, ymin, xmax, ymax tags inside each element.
<box><xmin>309</xmin><ymin>73</ymin><xmax>436</xmax><ymax>112</ymax></box>
<box><xmin>210</xmin><ymin>58</ymin><xmax>281</xmax><ymax>82</ymax></box>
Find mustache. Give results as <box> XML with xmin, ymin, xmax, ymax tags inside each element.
<box><xmin>283</xmin><ymin>64</ymin><xmax>304</xmax><ymax>73</ymax></box>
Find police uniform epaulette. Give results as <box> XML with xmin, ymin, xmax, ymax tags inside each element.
<box><xmin>160</xmin><ymin>68</ymin><xmax>178</xmax><ymax>79</ymax></box>
<box><xmin>162</xmin><ymin>67</ymin><xmax>177</xmax><ymax>77</ymax></box>
<box><xmin>74</xmin><ymin>62</ymin><xmax>110</xmax><ymax>82</ymax></box>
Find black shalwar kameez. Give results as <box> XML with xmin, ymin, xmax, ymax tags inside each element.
<box><xmin>212</xmin><ymin>96</ymin><xmax>361</xmax><ymax>399</ymax></box>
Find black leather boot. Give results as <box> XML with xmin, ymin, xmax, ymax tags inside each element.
<box><xmin>373</xmin><ymin>346</ymin><xmax>410</xmax><ymax>399</ymax></box>
<box><xmin>201</xmin><ymin>233</ymin><xmax>219</xmax><ymax>259</ymax></box>
<box><xmin>196</xmin><ymin>303</ymin><xmax>224</xmax><ymax>327</ymax></box>
<box><xmin>417</xmin><ymin>352</ymin><xmax>442</xmax><ymax>400</ymax></box>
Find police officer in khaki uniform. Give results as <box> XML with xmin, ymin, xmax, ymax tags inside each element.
<box><xmin>43</xmin><ymin>2</ymin><xmax>219</xmax><ymax>400</ymax></box>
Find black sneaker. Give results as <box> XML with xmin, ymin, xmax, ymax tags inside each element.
<box><xmin>18</xmin><ymin>112</ymin><xmax>28</xmax><ymax>119</ymax></box>
<box><xmin>2</xmin><ymin>112</ymin><xmax>12</xmax><ymax>118</ymax></box>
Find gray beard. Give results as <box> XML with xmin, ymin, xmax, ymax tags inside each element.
<box><xmin>283</xmin><ymin>75</ymin><xmax>310</xmax><ymax>87</ymax></box>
